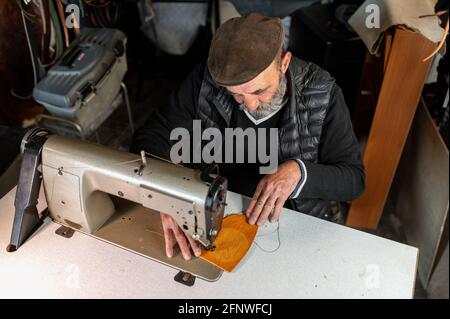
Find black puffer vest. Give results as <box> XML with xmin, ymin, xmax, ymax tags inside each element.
<box><xmin>196</xmin><ymin>57</ymin><xmax>335</xmax><ymax>218</ymax></box>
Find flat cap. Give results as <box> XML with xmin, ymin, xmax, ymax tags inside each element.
<box><xmin>207</xmin><ymin>13</ymin><xmax>284</xmax><ymax>86</ymax></box>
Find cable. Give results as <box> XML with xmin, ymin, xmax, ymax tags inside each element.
<box><xmin>49</xmin><ymin>0</ymin><xmax>65</xmax><ymax>59</ymax></box>
<box><xmin>20</xmin><ymin>8</ymin><xmax>38</xmax><ymax>86</ymax></box>
<box><xmin>112</xmin><ymin>1</ymin><xmax>120</xmax><ymax>25</ymax></box>
<box><xmin>93</xmin><ymin>6</ymin><xmax>108</xmax><ymax>27</ymax></box>
<box><xmin>56</xmin><ymin>0</ymin><xmax>70</xmax><ymax>48</ymax></box>
<box><xmin>89</xmin><ymin>10</ymin><xmax>98</xmax><ymax>27</ymax></box>
<box><xmin>83</xmin><ymin>0</ymin><xmax>117</xmax><ymax>27</ymax></box>
<box><xmin>225</xmin><ymin>212</ymin><xmax>282</xmax><ymax>253</ymax></box>
<box><xmin>83</xmin><ymin>0</ymin><xmax>112</xmax><ymax>8</ymax></box>
<box><xmin>15</xmin><ymin>0</ymin><xmax>37</xmax><ymax>22</ymax></box>
<box><xmin>423</xmin><ymin>18</ymin><xmax>449</xmax><ymax>62</ymax></box>
<box><xmin>105</xmin><ymin>3</ymin><xmax>111</xmax><ymax>24</ymax></box>
<box><xmin>39</xmin><ymin>0</ymin><xmax>55</xmax><ymax>67</ymax></box>
<box><xmin>10</xmin><ymin>89</ymin><xmax>33</xmax><ymax>100</ymax></box>
<box><xmin>254</xmin><ymin>222</ymin><xmax>281</xmax><ymax>253</ymax></box>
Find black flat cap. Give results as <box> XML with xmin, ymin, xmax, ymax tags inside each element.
<box><xmin>207</xmin><ymin>13</ymin><xmax>284</xmax><ymax>86</ymax></box>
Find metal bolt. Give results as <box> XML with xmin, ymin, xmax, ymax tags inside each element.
<box><xmin>210</xmin><ymin>229</ymin><xmax>218</xmax><ymax>236</ymax></box>
<box><xmin>118</xmin><ymin>191</ymin><xmax>124</xmax><ymax>197</ymax></box>
<box><xmin>182</xmin><ymin>273</ymin><xmax>191</xmax><ymax>282</ymax></box>
<box><xmin>192</xmin><ymin>233</ymin><xmax>200</xmax><ymax>240</ymax></box>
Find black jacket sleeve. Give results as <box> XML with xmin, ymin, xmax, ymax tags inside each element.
<box><xmin>299</xmin><ymin>84</ymin><xmax>365</xmax><ymax>201</ymax></box>
<box><xmin>130</xmin><ymin>64</ymin><xmax>204</xmax><ymax>159</ymax></box>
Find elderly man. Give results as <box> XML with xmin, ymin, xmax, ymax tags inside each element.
<box><xmin>131</xmin><ymin>14</ymin><xmax>365</xmax><ymax>260</ymax></box>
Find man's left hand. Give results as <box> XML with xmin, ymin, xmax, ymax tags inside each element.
<box><xmin>246</xmin><ymin>160</ymin><xmax>301</xmax><ymax>226</ymax></box>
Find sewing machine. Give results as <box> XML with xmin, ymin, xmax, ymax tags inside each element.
<box><xmin>8</xmin><ymin>128</ymin><xmax>227</xmax><ymax>282</ymax></box>
<box><xmin>1</xmin><ymin>129</ymin><xmax>420</xmax><ymax>297</ymax></box>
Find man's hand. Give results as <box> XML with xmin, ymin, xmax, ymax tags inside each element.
<box><xmin>160</xmin><ymin>213</ymin><xmax>202</xmax><ymax>260</ymax></box>
<box><xmin>246</xmin><ymin>160</ymin><xmax>301</xmax><ymax>226</ymax></box>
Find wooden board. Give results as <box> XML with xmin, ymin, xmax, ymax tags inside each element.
<box><xmin>347</xmin><ymin>28</ymin><xmax>437</xmax><ymax>228</ymax></box>
<box><xmin>391</xmin><ymin>101</ymin><xmax>449</xmax><ymax>288</ymax></box>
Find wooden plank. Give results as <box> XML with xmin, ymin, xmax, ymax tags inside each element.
<box><xmin>391</xmin><ymin>101</ymin><xmax>448</xmax><ymax>288</ymax></box>
<box><xmin>346</xmin><ymin>28</ymin><xmax>437</xmax><ymax>228</ymax></box>
<box><xmin>383</xmin><ymin>31</ymin><xmax>393</xmax><ymax>73</ymax></box>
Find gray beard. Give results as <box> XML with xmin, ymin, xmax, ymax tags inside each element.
<box><xmin>240</xmin><ymin>73</ymin><xmax>288</xmax><ymax>120</ymax></box>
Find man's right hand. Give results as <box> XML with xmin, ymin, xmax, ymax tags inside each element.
<box><xmin>160</xmin><ymin>212</ymin><xmax>202</xmax><ymax>260</ymax></box>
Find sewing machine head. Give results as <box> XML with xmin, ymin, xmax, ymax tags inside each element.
<box><xmin>43</xmin><ymin>134</ymin><xmax>227</xmax><ymax>250</ymax></box>
<box><xmin>9</xmin><ymin>129</ymin><xmax>227</xmax><ymax>281</ymax></box>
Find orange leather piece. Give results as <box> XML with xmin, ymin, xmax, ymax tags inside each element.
<box><xmin>200</xmin><ymin>214</ymin><xmax>258</xmax><ymax>272</ymax></box>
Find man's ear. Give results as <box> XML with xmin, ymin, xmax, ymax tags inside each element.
<box><xmin>280</xmin><ymin>51</ymin><xmax>292</xmax><ymax>74</ymax></box>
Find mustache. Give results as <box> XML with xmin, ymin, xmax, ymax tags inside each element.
<box><xmin>241</xmin><ymin>73</ymin><xmax>287</xmax><ymax>119</ymax></box>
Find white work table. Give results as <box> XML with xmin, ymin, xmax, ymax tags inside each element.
<box><xmin>0</xmin><ymin>187</ymin><xmax>418</xmax><ymax>299</ymax></box>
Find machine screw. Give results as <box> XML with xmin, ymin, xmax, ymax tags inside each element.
<box><xmin>209</xmin><ymin>229</ymin><xmax>218</xmax><ymax>236</ymax></box>
<box><xmin>118</xmin><ymin>191</ymin><xmax>124</xmax><ymax>197</ymax></box>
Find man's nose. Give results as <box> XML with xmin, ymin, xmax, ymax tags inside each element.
<box><xmin>243</xmin><ymin>96</ymin><xmax>259</xmax><ymax>111</ymax></box>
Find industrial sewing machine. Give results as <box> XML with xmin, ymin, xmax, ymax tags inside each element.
<box><xmin>8</xmin><ymin>128</ymin><xmax>227</xmax><ymax>283</ymax></box>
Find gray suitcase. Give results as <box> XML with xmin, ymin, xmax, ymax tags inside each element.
<box><xmin>33</xmin><ymin>28</ymin><xmax>128</xmax><ymax>135</ymax></box>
